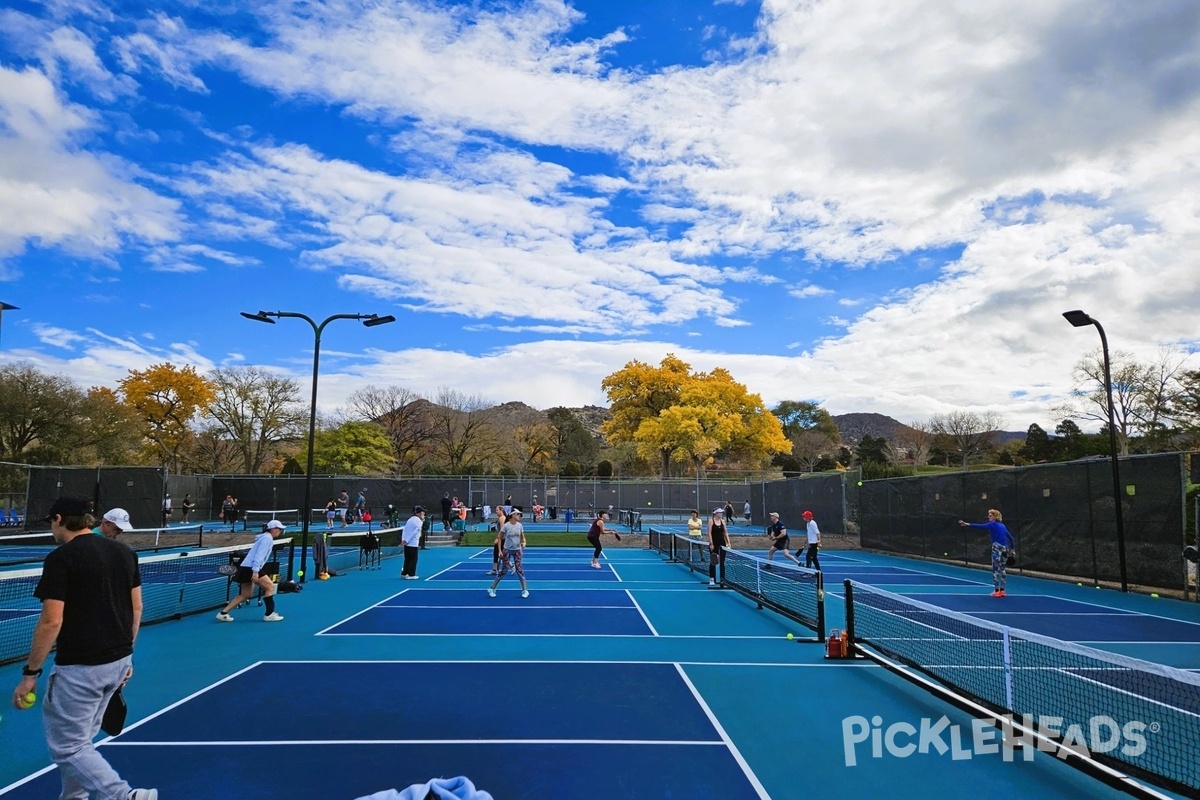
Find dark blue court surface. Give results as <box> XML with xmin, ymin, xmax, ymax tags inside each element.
<box><xmin>323</xmin><ymin>588</ymin><xmax>654</xmax><ymax>636</ymax></box>
<box><xmin>3</xmin><ymin>662</ymin><xmax>764</xmax><ymax>799</ymax></box>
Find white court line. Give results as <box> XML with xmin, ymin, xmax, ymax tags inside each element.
<box><xmin>317</xmin><ymin>632</ymin><xmax>809</xmax><ymax>639</ymax></box>
<box><xmin>626</xmin><ymin>589</ymin><xmax>659</xmax><ymax>636</ymax></box>
<box><xmin>314</xmin><ymin>587</ymin><xmax>415</xmax><ymax>635</ymax></box>
<box><xmin>374</xmin><ymin>604</ymin><xmax>639</xmax><ymax>610</ymax></box>
<box><xmin>674</xmin><ymin>663</ymin><xmax>770</xmax><ymax>800</ymax></box>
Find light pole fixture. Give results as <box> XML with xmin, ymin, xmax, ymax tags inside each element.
<box><xmin>1062</xmin><ymin>309</ymin><xmax>1128</xmax><ymax>592</ymax></box>
<box><xmin>241</xmin><ymin>310</ymin><xmax>396</xmax><ymax>582</ymax></box>
<box><xmin>0</xmin><ymin>302</ymin><xmax>17</xmax><ymax>348</ymax></box>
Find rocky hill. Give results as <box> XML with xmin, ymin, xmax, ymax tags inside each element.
<box><xmin>832</xmin><ymin>413</ymin><xmax>918</xmax><ymax>445</ymax></box>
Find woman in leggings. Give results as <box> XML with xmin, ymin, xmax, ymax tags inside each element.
<box><xmin>488</xmin><ymin>505</ymin><xmax>508</xmax><ymax>575</ymax></box>
<box><xmin>707</xmin><ymin>508</ymin><xmax>730</xmax><ymax>587</ymax></box>
<box><xmin>587</xmin><ymin>511</ymin><xmax>619</xmax><ymax>568</ymax></box>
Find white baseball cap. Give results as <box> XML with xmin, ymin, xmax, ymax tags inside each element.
<box><xmin>103</xmin><ymin>508</ymin><xmax>133</xmax><ymax>532</ymax></box>
<box><xmin>266</xmin><ymin>519</ymin><xmax>285</xmax><ymax>531</ymax></box>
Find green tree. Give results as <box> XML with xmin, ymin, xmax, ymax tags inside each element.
<box><xmin>546</xmin><ymin>407</ymin><xmax>599</xmax><ymax>474</ymax></box>
<box><xmin>119</xmin><ymin>363</ymin><xmax>215</xmax><ymax>471</ymax></box>
<box><xmin>1054</xmin><ymin>418</ymin><xmax>1091</xmax><ymax>460</ymax></box>
<box><xmin>1020</xmin><ymin>423</ymin><xmax>1054</xmax><ymax>463</ymax></box>
<box><xmin>772</xmin><ymin>400</ymin><xmax>840</xmax><ymax>440</ymax></box>
<box><xmin>304</xmin><ymin>421</ymin><xmax>396</xmax><ymax>475</ymax></box>
<box><xmin>771</xmin><ymin>400</ymin><xmax>839</xmax><ymax>473</ymax></box>
<box><xmin>0</xmin><ymin>362</ymin><xmax>84</xmax><ymax>464</ymax></box>
<box><xmin>207</xmin><ymin>366</ymin><xmax>306</xmax><ymax>474</ymax></box>
<box><xmin>854</xmin><ymin>434</ymin><xmax>889</xmax><ymax>465</ymax></box>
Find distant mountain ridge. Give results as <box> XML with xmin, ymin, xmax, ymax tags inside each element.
<box><xmin>832</xmin><ymin>412</ymin><xmax>1025</xmax><ymax>445</ymax></box>
<box><xmin>436</xmin><ymin>403</ymin><xmax>1021</xmax><ymax>448</ymax></box>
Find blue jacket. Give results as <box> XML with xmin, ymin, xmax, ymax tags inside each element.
<box><xmin>968</xmin><ymin>520</ymin><xmax>1015</xmax><ymax>548</ymax></box>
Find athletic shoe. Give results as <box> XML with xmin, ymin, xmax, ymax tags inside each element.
<box><xmin>763</xmin><ymin>564</ymin><xmax>772</xmax><ymax>570</ymax></box>
<box><xmin>128</xmin><ymin>790</ymin><xmax>158</xmax><ymax>800</ymax></box>
<box><xmin>403</xmin><ymin>575</ymin><xmax>419</xmax><ymax>580</ymax></box>
<box><xmin>486</xmin><ymin>570</ymin><xmax>497</xmax><ymax>575</ymax></box>
<box><xmin>521</xmin><ymin>590</ymin><xmax>530</xmax><ymax>599</ymax></box>
<box><xmin>997</xmin><ymin>590</ymin><xmax>1006</xmax><ymax>597</ymax></box>
<box><xmin>590</xmin><ymin>562</ymin><xmax>601</xmax><ymax>569</ymax></box>
<box><xmin>263</xmin><ymin>612</ymin><xmax>284</xmax><ymax>621</ymax></box>
<box><xmin>487</xmin><ymin>588</ymin><xmax>496</xmax><ymax>598</ymax></box>
<box><xmin>991</xmin><ymin>590</ymin><xmax>1003</xmax><ymax>598</ymax></box>
<box><xmin>215</xmin><ymin>612</ymin><xmax>233</xmax><ymax>622</ymax></box>
<box><xmin>708</xmin><ymin>579</ymin><xmax>716</xmax><ymax>587</ymax></box>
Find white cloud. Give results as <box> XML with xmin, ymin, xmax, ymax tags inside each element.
<box><xmin>0</xmin><ymin>64</ymin><xmax>181</xmax><ymax>264</ymax></box>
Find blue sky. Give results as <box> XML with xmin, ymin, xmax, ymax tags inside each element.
<box><xmin>1</xmin><ymin>0</ymin><xmax>1199</xmax><ymax>430</ymax></box>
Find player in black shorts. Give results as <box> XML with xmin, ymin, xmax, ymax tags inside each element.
<box><xmin>765</xmin><ymin>512</ymin><xmax>801</xmax><ymax>566</ymax></box>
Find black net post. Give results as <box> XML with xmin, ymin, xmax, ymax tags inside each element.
<box><xmin>843</xmin><ymin>579</ymin><xmax>855</xmax><ymax>654</ymax></box>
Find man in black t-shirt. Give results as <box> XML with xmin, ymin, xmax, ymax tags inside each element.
<box><xmin>11</xmin><ymin>496</ymin><xmax>157</xmax><ymax>800</ymax></box>
<box><xmin>765</xmin><ymin>512</ymin><xmax>801</xmax><ymax>566</ymax></box>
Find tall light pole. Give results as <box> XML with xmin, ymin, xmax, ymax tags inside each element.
<box><xmin>1062</xmin><ymin>309</ymin><xmax>1128</xmax><ymax>592</ymax></box>
<box><xmin>241</xmin><ymin>310</ymin><xmax>396</xmax><ymax>582</ymax></box>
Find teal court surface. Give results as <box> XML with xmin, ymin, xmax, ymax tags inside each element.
<box><xmin>2</xmin><ymin>543</ymin><xmax>1199</xmax><ymax>799</ymax></box>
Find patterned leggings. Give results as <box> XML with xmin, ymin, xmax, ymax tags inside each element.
<box><xmin>496</xmin><ymin>548</ymin><xmax>525</xmax><ymax>579</ymax></box>
<box><xmin>991</xmin><ymin>543</ymin><xmax>1009</xmax><ymax>590</ymax></box>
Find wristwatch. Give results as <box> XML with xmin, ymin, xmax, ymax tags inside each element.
<box><xmin>22</xmin><ymin>665</ymin><xmax>42</xmax><ymax>677</ymax></box>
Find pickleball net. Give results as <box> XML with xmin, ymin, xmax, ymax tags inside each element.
<box><xmin>0</xmin><ymin>539</ymin><xmax>292</xmax><ymax>666</ymax></box>
<box><xmin>241</xmin><ymin>508</ymin><xmax>303</xmax><ymax>530</ymax></box>
<box><xmin>318</xmin><ymin>528</ymin><xmax>403</xmax><ymax>573</ymax></box>
<box><xmin>0</xmin><ymin>525</ymin><xmax>208</xmax><ymax>567</ymax></box>
<box><xmin>844</xmin><ymin>580</ymin><xmax>1200</xmax><ymax>798</ymax></box>
<box><xmin>647</xmin><ymin>527</ymin><xmax>825</xmax><ymax>642</ymax></box>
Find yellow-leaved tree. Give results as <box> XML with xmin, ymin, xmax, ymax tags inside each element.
<box><xmin>601</xmin><ymin>355</ymin><xmax>691</xmax><ymax>474</ymax></box>
<box><xmin>602</xmin><ymin>356</ymin><xmax>791</xmax><ymax>476</ymax></box>
<box><xmin>119</xmin><ymin>363</ymin><xmax>216</xmax><ymax>472</ymax></box>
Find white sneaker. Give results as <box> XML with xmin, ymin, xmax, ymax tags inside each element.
<box><xmin>521</xmin><ymin>589</ymin><xmax>530</xmax><ymax>599</ymax></box>
<box><xmin>129</xmin><ymin>790</ymin><xmax>159</xmax><ymax>800</ymax></box>
<box><xmin>403</xmin><ymin>575</ymin><xmax>420</xmax><ymax>580</ymax></box>
<box><xmin>708</xmin><ymin>579</ymin><xmax>716</xmax><ymax>587</ymax></box>
<box><xmin>487</xmin><ymin>588</ymin><xmax>496</xmax><ymax>598</ymax></box>
<box><xmin>263</xmin><ymin>612</ymin><xmax>284</xmax><ymax>622</ymax></box>
<box><xmin>215</xmin><ymin>612</ymin><xmax>233</xmax><ymax>622</ymax></box>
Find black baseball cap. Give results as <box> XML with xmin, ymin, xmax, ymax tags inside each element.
<box><xmin>413</xmin><ymin>505</ymin><xmax>426</xmax><ymax>513</ymax></box>
<box><xmin>44</xmin><ymin>496</ymin><xmax>92</xmax><ymax>522</ymax></box>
